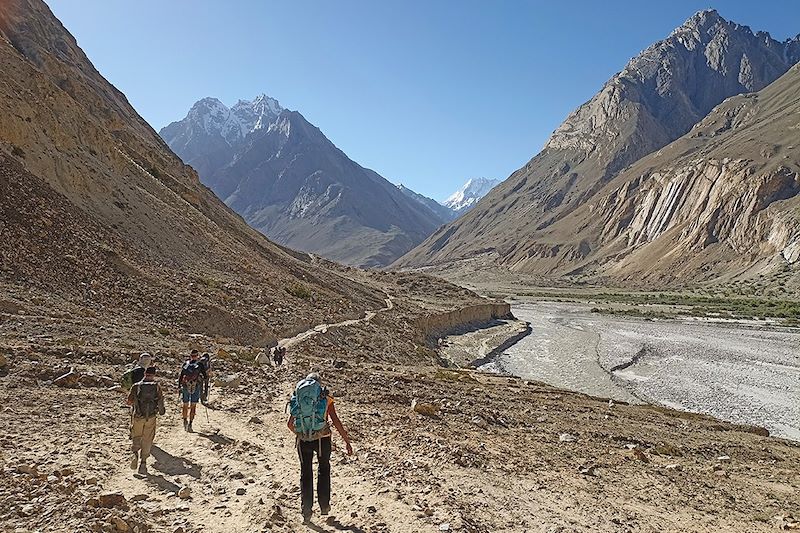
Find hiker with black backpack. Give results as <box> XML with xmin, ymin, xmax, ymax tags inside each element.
<box><xmin>199</xmin><ymin>352</ymin><xmax>212</xmax><ymax>405</ymax></box>
<box><xmin>287</xmin><ymin>372</ymin><xmax>353</xmax><ymax>522</ymax></box>
<box><xmin>126</xmin><ymin>366</ymin><xmax>165</xmax><ymax>475</ymax></box>
<box><xmin>178</xmin><ymin>349</ymin><xmax>208</xmax><ymax>432</ymax></box>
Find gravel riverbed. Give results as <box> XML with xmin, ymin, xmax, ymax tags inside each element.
<box><xmin>491</xmin><ymin>302</ymin><xmax>800</xmax><ymax>440</ymax></box>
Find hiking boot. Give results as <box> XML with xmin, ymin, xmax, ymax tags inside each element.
<box><xmin>187</xmin><ymin>421</ymin><xmax>194</xmax><ymax>433</ymax></box>
<box><xmin>130</xmin><ymin>453</ymin><xmax>139</xmax><ymax>470</ymax></box>
<box><xmin>302</xmin><ymin>508</ymin><xmax>312</xmax><ymax>523</ymax></box>
<box><xmin>137</xmin><ymin>461</ymin><xmax>147</xmax><ymax>475</ymax></box>
<box><xmin>320</xmin><ymin>505</ymin><xmax>331</xmax><ymax>516</ymax></box>
<box><xmin>183</xmin><ymin>419</ymin><xmax>188</xmax><ymax>431</ymax></box>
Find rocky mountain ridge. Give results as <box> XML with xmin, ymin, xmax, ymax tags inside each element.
<box><xmin>396</xmin><ymin>10</ymin><xmax>800</xmax><ymax>289</ymax></box>
<box><xmin>0</xmin><ymin>0</ymin><xmax>392</xmax><ymax>346</ymax></box>
<box><xmin>161</xmin><ymin>97</ymin><xmax>444</xmax><ymax>267</ymax></box>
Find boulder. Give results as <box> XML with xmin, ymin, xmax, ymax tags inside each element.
<box><xmin>411</xmin><ymin>399</ymin><xmax>439</xmax><ymax>417</ymax></box>
<box><xmin>254</xmin><ymin>351</ymin><xmax>269</xmax><ymax>365</ymax></box>
<box><xmin>98</xmin><ymin>492</ymin><xmax>128</xmax><ymax>510</ymax></box>
<box><xmin>54</xmin><ymin>369</ymin><xmax>81</xmax><ymax>387</ymax></box>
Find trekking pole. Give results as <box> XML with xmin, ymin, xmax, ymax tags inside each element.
<box><xmin>205</xmin><ymin>402</ymin><xmax>210</xmax><ymax>425</ymax></box>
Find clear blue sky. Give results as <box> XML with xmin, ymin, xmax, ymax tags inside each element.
<box><xmin>48</xmin><ymin>1</ymin><xmax>800</xmax><ymax>202</ymax></box>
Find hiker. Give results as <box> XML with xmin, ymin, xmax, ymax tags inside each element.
<box><xmin>127</xmin><ymin>366</ymin><xmax>165</xmax><ymax>475</ymax></box>
<box><xmin>273</xmin><ymin>345</ymin><xmax>285</xmax><ymax>366</ymax></box>
<box><xmin>120</xmin><ymin>352</ymin><xmax>152</xmax><ymax>391</ymax></box>
<box><xmin>178</xmin><ymin>349</ymin><xmax>208</xmax><ymax>432</ymax></box>
<box><xmin>199</xmin><ymin>352</ymin><xmax>212</xmax><ymax>405</ymax></box>
<box><xmin>287</xmin><ymin>372</ymin><xmax>353</xmax><ymax>521</ymax></box>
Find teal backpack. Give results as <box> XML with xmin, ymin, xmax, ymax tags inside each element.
<box><xmin>289</xmin><ymin>378</ymin><xmax>328</xmax><ymax>439</ymax></box>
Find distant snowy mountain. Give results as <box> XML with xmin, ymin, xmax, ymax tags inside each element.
<box><xmin>396</xmin><ymin>184</ymin><xmax>456</xmax><ymax>223</ymax></box>
<box><xmin>443</xmin><ymin>178</ymin><xmax>501</xmax><ymax>213</ymax></box>
<box><xmin>160</xmin><ymin>95</ymin><xmax>443</xmax><ymax>267</ymax></box>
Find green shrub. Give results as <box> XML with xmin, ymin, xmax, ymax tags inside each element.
<box><xmin>285</xmin><ymin>283</ymin><xmax>312</xmax><ymax>299</ymax></box>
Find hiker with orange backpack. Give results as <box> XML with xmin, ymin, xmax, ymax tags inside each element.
<box><xmin>178</xmin><ymin>349</ymin><xmax>208</xmax><ymax>432</ymax></box>
<box><xmin>287</xmin><ymin>372</ymin><xmax>353</xmax><ymax>522</ymax></box>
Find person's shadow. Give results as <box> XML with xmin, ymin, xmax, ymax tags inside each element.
<box><xmin>195</xmin><ymin>431</ymin><xmax>236</xmax><ymax>445</ymax></box>
<box><xmin>304</xmin><ymin>518</ymin><xmax>365</xmax><ymax>533</ymax></box>
<box><xmin>150</xmin><ymin>446</ymin><xmax>202</xmax><ymax>478</ymax></box>
<box><xmin>133</xmin><ymin>472</ymin><xmax>180</xmax><ymax>494</ymax></box>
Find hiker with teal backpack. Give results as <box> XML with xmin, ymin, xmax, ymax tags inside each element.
<box><xmin>288</xmin><ymin>372</ymin><xmax>353</xmax><ymax>522</ymax></box>
<box><xmin>127</xmin><ymin>366</ymin><xmax>165</xmax><ymax>475</ymax></box>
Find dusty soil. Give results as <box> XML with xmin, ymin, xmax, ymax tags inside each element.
<box><xmin>2</xmin><ymin>291</ymin><xmax>799</xmax><ymax>533</ymax></box>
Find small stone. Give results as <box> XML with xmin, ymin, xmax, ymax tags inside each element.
<box><xmin>717</xmin><ymin>455</ymin><xmax>731</xmax><ymax>462</ymax></box>
<box><xmin>130</xmin><ymin>494</ymin><xmax>149</xmax><ymax>502</ymax></box>
<box><xmin>177</xmin><ymin>486</ymin><xmax>192</xmax><ymax>500</ymax></box>
<box><xmin>367</xmin><ymin>505</ymin><xmax>377</xmax><ymax>514</ymax></box>
<box><xmin>559</xmin><ymin>433</ymin><xmax>577</xmax><ymax>443</ymax></box>
<box><xmin>439</xmin><ymin>524</ymin><xmax>451</xmax><ymax>531</ymax></box>
<box><xmin>86</xmin><ymin>497</ymin><xmax>100</xmax><ymax>508</ymax></box>
<box><xmin>86</xmin><ymin>477</ymin><xmax>98</xmax><ymax>485</ymax></box>
<box><xmin>54</xmin><ymin>369</ymin><xmax>81</xmax><ymax>387</ymax></box>
<box><xmin>17</xmin><ymin>464</ymin><xmax>38</xmax><ymax>476</ymax></box>
<box><xmin>351</xmin><ymin>512</ymin><xmax>358</xmax><ymax>518</ymax></box>
<box><xmin>578</xmin><ymin>464</ymin><xmax>598</xmax><ymax>476</ymax></box>
<box><xmin>632</xmin><ymin>448</ymin><xmax>649</xmax><ymax>463</ymax></box>
<box><xmin>173</xmin><ymin>527</ymin><xmax>185</xmax><ymax>533</ymax></box>
<box><xmin>664</xmin><ymin>464</ymin><xmax>682</xmax><ymax>471</ymax></box>
<box><xmin>111</xmin><ymin>515</ymin><xmax>129</xmax><ymax>532</ymax></box>
<box><xmin>235</xmin><ymin>488</ymin><xmax>246</xmax><ymax>496</ymax></box>
<box><xmin>213</xmin><ymin>374</ymin><xmax>241</xmax><ymax>388</ymax></box>
<box><xmin>248</xmin><ymin>416</ymin><xmax>263</xmax><ymax>425</ymax></box>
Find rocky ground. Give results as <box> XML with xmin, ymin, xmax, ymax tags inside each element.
<box><xmin>2</xmin><ymin>288</ymin><xmax>799</xmax><ymax>533</ymax></box>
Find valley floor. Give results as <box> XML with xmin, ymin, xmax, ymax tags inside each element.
<box><xmin>2</xmin><ymin>295</ymin><xmax>800</xmax><ymax>533</ymax></box>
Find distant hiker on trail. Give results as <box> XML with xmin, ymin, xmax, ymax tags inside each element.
<box><xmin>273</xmin><ymin>345</ymin><xmax>285</xmax><ymax>366</ymax></box>
<box><xmin>178</xmin><ymin>349</ymin><xmax>208</xmax><ymax>432</ymax></box>
<box><xmin>120</xmin><ymin>352</ymin><xmax>152</xmax><ymax>391</ymax></box>
<box><xmin>127</xmin><ymin>366</ymin><xmax>165</xmax><ymax>475</ymax></box>
<box><xmin>199</xmin><ymin>352</ymin><xmax>212</xmax><ymax>405</ymax></box>
<box><xmin>288</xmin><ymin>372</ymin><xmax>353</xmax><ymax>522</ymax></box>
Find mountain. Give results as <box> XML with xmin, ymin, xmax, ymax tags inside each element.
<box><xmin>396</xmin><ymin>10</ymin><xmax>800</xmax><ymax>287</ymax></box>
<box><xmin>397</xmin><ymin>184</ymin><xmax>457</xmax><ymax>223</ymax></box>
<box><xmin>443</xmin><ymin>178</ymin><xmax>501</xmax><ymax>213</ymax></box>
<box><xmin>161</xmin><ymin>98</ymin><xmax>443</xmax><ymax>267</ymax></box>
<box><xmin>0</xmin><ymin>0</ymin><xmax>386</xmax><ymax>345</ymax></box>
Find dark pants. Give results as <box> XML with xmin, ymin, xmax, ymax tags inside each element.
<box><xmin>297</xmin><ymin>436</ymin><xmax>331</xmax><ymax>513</ymax></box>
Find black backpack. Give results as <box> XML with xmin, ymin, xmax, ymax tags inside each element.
<box><xmin>134</xmin><ymin>382</ymin><xmax>160</xmax><ymax>418</ymax></box>
<box><xmin>181</xmin><ymin>361</ymin><xmax>201</xmax><ymax>384</ymax></box>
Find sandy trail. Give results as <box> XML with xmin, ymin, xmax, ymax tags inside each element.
<box><xmin>104</xmin><ymin>294</ymin><xmax>421</xmax><ymax>533</ymax></box>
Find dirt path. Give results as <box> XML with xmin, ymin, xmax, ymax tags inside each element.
<box><xmin>104</xmin><ymin>294</ymin><xmax>422</xmax><ymax>533</ymax></box>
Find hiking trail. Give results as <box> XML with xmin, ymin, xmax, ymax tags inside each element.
<box><xmin>104</xmin><ymin>294</ymin><xmax>417</xmax><ymax>533</ymax></box>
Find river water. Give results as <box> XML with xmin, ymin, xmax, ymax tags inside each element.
<box><xmin>486</xmin><ymin>302</ymin><xmax>800</xmax><ymax>440</ymax></box>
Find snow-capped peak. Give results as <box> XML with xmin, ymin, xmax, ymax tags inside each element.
<box><xmin>182</xmin><ymin>94</ymin><xmax>284</xmax><ymax>146</ymax></box>
<box><xmin>443</xmin><ymin>177</ymin><xmax>501</xmax><ymax>212</ymax></box>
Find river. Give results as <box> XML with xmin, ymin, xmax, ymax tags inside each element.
<box><xmin>486</xmin><ymin>302</ymin><xmax>800</xmax><ymax>440</ymax></box>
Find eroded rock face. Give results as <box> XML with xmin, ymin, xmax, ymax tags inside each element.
<box><xmin>397</xmin><ymin>10</ymin><xmax>800</xmax><ymax>286</ymax></box>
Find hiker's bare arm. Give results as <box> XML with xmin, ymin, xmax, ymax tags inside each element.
<box><xmin>126</xmin><ymin>386</ymin><xmax>135</xmax><ymax>406</ymax></box>
<box><xmin>287</xmin><ymin>415</ymin><xmax>295</xmax><ymax>432</ymax></box>
<box><xmin>328</xmin><ymin>404</ymin><xmax>353</xmax><ymax>454</ymax></box>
